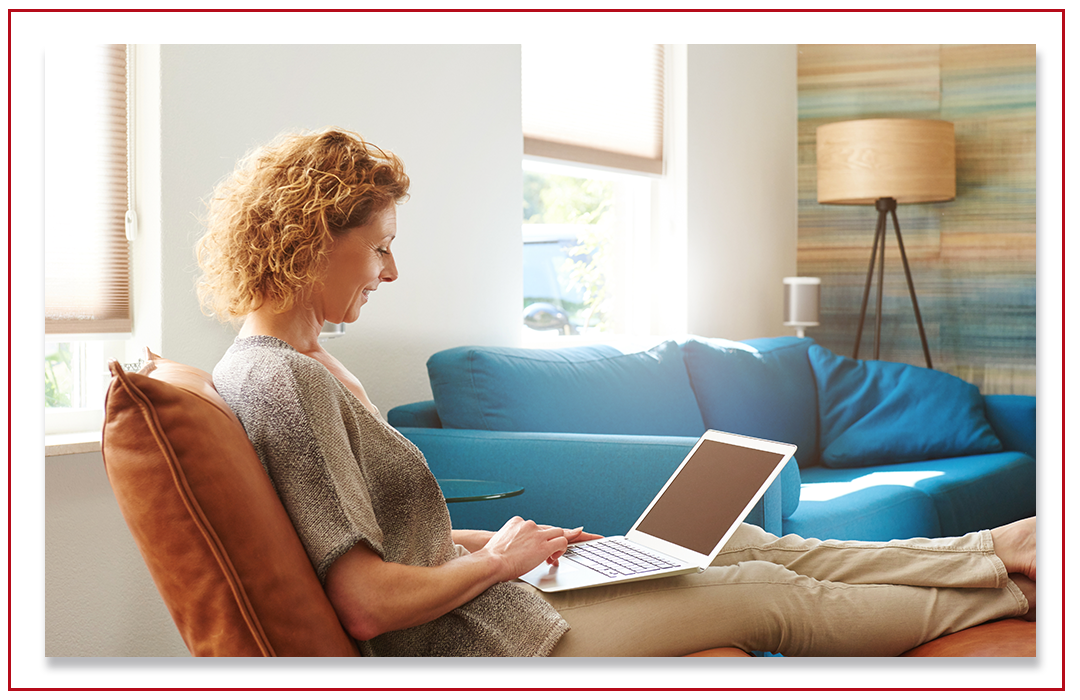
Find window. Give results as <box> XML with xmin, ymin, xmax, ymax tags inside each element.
<box><xmin>44</xmin><ymin>44</ymin><xmax>133</xmax><ymax>433</ymax></box>
<box><xmin>521</xmin><ymin>44</ymin><xmax>685</xmax><ymax>341</ymax></box>
<box><xmin>522</xmin><ymin>160</ymin><xmax>652</xmax><ymax>336</ymax></box>
<box><xmin>43</xmin><ymin>340</ymin><xmax>125</xmax><ymax>435</ymax></box>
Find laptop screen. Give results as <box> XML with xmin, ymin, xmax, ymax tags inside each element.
<box><xmin>634</xmin><ymin>439</ymin><xmax>787</xmax><ymax>556</ymax></box>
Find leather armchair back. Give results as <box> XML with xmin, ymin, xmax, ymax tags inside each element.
<box><xmin>101</xmin><ymin>353</ymin><xmax>358</xmax><ymax>656</ymax></box>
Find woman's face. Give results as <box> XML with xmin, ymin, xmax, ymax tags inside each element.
<box><xmin>317</xmin><ymin>206</ymin><xmax>398</xmax><ymax>324</ymax></box>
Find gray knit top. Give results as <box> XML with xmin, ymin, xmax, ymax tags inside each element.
<box><xmin>213</xmin><ymin>335</ymin><xmax>569</xmax><ymax>656</ymax></box>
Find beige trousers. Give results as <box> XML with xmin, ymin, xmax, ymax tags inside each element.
<box><xmin>530</xmin><ymin>523</ymin><xmax>1027</xmax><ymax>657</ymax></box>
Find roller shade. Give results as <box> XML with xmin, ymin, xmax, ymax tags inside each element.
<box><xmin>45</xmin><ymin>44</ymin><xmax>131</xmax><ymax>334</ymax></box>
<box><xmin>523</xmin><ymin>44</ymin><xmax>665</xmax><ymax>175</ymax></box>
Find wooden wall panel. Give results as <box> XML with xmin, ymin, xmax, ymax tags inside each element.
<box><xmin>796</xmin><ymin>44</ymin><xmax>1035</xmax><ymax>395</ymax></box>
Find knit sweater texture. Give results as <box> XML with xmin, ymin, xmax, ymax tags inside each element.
<box><xmin>213</xmin><ymin>335</ymin><xmax>569</xmax><ymax>656</ymax></box>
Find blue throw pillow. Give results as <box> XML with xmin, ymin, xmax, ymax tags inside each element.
<box><xmin>428</xmin><ymin>341</ymin><xmax>707</xmax><ymax>437</ymax></box>
<box><xmin>681</xmin><ymin>337</ymin><xmax>820</xmax><ymax>466</ymax></box>
<box><xmin>808</xmin><ymin>345</ymin><xmax>1002</xmax><ymax>468</ymax></box>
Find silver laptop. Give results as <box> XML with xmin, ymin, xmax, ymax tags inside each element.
<box><xmin>518</xmin><ymin>429</ymin><xmax>796</xmax><ymax>593</ymax></box>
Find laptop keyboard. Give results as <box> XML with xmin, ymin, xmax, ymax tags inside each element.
<box><xmin>562</xmin><ymin>538</ymin><xmax>681</xmax><ymax>578</ymax></box>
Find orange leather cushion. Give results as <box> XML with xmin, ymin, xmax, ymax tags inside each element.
<box><xmin>685</xmin><ymin>619</ymin><xmax>1035</xmax><ymax>657</ymax></box>
<box><xmin>101</xmin><ymin>353</ymin><xmax>358</xmax><ymax>656</ymax></box>
<box><xmin>900</xmin><ymin>618</ymin><xmax>1035</xmax><ymax>657</ymax></box>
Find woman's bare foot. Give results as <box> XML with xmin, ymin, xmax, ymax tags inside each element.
<box><xmin>1010</xmin><ymin>573</ymin><xmax>1036</xmax><ymax>622</ymax></box>
<box><xmin>991</xmin><ymin>517</ymin><xmax>1036</xmax><ymax>581</ymax></box>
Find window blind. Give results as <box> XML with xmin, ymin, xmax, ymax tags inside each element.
<box><xmin>44</xmin><ymin>44</ymin><xmax>131</xmax><ymax>335</ymax></box>
<box><xmin>522</xmin><ymin>44</ymin><xmax>665</xmax><ymax>175</ymax></box>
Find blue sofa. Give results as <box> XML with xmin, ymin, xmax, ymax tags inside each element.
<box><xmin>388</xmin><ymin>336</ymin><xmax>1036</xmax><ymax>542</ymax></box>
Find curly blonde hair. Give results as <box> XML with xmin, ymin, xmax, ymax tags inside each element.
<box><xmin>195</xmin><ymin>128</ymin><xmax>410</xmax><ymax>320</ymax></box>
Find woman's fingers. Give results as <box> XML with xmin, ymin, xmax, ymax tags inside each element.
<box><xmin>533</xmin><ymin>524</ymin><xmax>605</xmax><ymax>565</ymax></box>
<box><xmin>487</xmin><ymin>518</ymin><xmax>575</xmax><ymax>579</ymax></box>
<box><xmin>567</xmin><ymin>528</ymin><xmax>604</xmax><ymax>543</ymax></box>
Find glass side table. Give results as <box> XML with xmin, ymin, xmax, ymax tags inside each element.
<box><xmin>438</xmin><ymin>478</ymin><xmax>524</xmax><ymax>503</ymax></box>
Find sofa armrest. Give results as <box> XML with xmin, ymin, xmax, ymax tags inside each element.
<box><xmin>984</xmin><ymin>395</ymin><xmax>1036</xmax><ymax>458</ymax></box>
<box><xmin>387</xmin><ymin>400</ymin><xmax>442</xmax><ymax>428</ymax></box>
<box><xmin>397</xmin><ymin>427</ymin><xmax>795</xmax><ymax>537</ymax></box>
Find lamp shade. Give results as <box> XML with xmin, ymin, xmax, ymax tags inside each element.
<box><xmin>783</xmin><ymin>277</ymin><xmax>820</xmax><ymax>328</ymax></box>
<box><xmin>816</xmin><ymin>119</ymin><xmax>955</xmax><ymax>205</ymax></box>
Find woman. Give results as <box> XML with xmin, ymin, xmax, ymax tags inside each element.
<box><xmin>198</xmin><ymin>128</ymin><xmax>1035</xmax><ymax>657</ymax></box>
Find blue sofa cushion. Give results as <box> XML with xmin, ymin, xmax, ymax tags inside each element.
<box><xmin>783</xmin><ymin>482</ymin><xmax>941</xmax><ymax>542</ymax></box>
<box><xmin>386</xmin><ymin>400</ymin><xmax>442</xmax><ymax>429</ymax></box>
<box><xmin>809</xmin><ymin>345</ymin><xmax>1003</xmax><ymax>469</ymax></box>
<box><xmin>427</xmin><ymin>341</ymin><xmax>707</xmax><ymax>437</ymax></box>
<box><xmin>789</xmin><ymin>452</ymin><xmax>1035</xmax><ymax>540</ymax></box>
<box><xmin>681</xmin><ymin>336</ymin><xmax>820</xmax><ymax>468</ymax></box>
<box><xmin>983</xmin><ymin>394</ymin><xmax>1036</xmax><ymax>458</ymax></box>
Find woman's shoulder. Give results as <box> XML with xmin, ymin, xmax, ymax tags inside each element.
<box><xmin>218</xmin><ymin>335</ymin><xmax>328</xmax><ymax>373</ymax></box>
<box><xmin>220</xmin><ymin>334</ymin><xmax>297</xmax><ymax>360</ymax></box>
<box><xmin>214</xmin><ymin>335</ymin><xmax>339</xmax><ymax>408</ymax></box>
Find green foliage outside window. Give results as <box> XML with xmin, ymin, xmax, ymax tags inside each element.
<box><xmin>561</xmin><ymin>226</ymin><xmax>613</xmax><ymax>331</ymax></box>
<box><xmin>45</xmin><ymin>342</ymin><xmax>74</xmax><ymax>408</ymax></box>
<box><xmin>523</xmin><ymin>170</ymin><xmax>614</xmax><ymax>331</ymax></box>
<box><xmin>524</xmin><ymin>171</ymin><xmax>612</xmax><ymax>226</ymax></box>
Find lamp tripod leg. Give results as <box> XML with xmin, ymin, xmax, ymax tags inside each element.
<box><xmin>874</xmin><ymin>210</ymin><xmax>886</xmax><ymax>360</ymax></box>
<box><xmin>890</xmin><ymin>208</ymin><xmax>933</xmax><ymax>369</ymax></box>
<box><xmin>853</xmin><ymin>209</ymin><xmax>887</xmax><ymax>360</ymax></box>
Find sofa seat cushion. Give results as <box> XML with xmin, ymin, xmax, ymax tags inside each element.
<box><xmin>783</xmin><ymin>479</ymin><xmax>941</xmax><ymax>542</ymax></box>
<box><xmin>681</xmin><ymin>335</ymin><xmax>820</xmax><ymax>471</ymax></box>
<box><xmin>428</xmin><ymin>341</ymin><xmax>706</xmax><ymax>437</ymax></box>
<box><xmin>809</xmin><ymin>345</ymin><xmax>1003</xmax><ymax>469</ymax></box>
<box><xmin>786</xmin><ymin>451</ymin><xmax>1036</xmax><ymax>540</ymax></box>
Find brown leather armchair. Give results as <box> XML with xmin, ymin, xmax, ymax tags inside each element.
<box><xmin>101</xmin><ymin>353</ymin><xmax>1033</xmax><ymax>657</ymax></box>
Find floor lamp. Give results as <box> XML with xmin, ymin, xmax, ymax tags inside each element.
<box><xmin>816</xmin><ymin>118</ymin><xmax>955</xmax><ymax>368</ymax></box>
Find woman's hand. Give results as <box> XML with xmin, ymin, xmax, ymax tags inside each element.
<box><xmin>477</xmin><ymin>517</ymin><xmax>584</xmax><ymax>581</ymax></box>
<box><xmin>481</xmin><ymin>517</ymin><xmax>604</xmax><ymax>578</ymax></box>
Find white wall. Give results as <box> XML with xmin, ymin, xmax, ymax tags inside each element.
<box><xmin>45</xmin><ymin>452</ymin><xmax>189</xmax><ymax>657</ymax></box>
<box><xmin>157</xmin><ymin>44</ymin><xmax>524</xmax><ymax>414</ymax></box>
<box><xmin>686</xmin><ymin>45</ymin><xmax>798</xmax><ymax>340</ymax></box>
<box><xmin>44</xmin><ymin>44</ymin><xmax>799</xmax><ymax>657</ymax></box>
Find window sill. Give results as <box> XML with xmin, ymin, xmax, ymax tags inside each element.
<box><xmin>45</xmin><ymin>432</ymin><xmax>102</xmax><ymax>457</ymax></box>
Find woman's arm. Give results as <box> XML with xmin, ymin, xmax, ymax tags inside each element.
<box><xmin>451</xmin><ymin>529</ymin><xmax>494</xmax><ymax>553</ymax></box>
<box><xmin>325</xmin><ymin>517</ymin><xmax>584</xmax><ymax>641</ymax></box>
